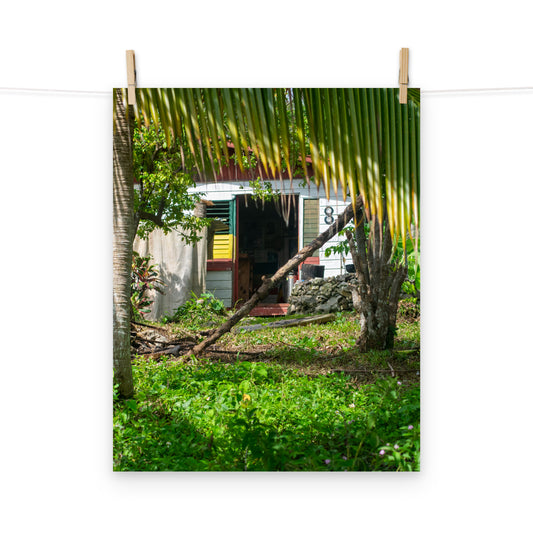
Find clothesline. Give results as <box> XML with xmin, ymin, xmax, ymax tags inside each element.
<box><xmin>0</xmin><ymin>87</ymin><xmax>110</xmax><ymax>95</ymax></box>
<box><xmin>1</xmin><ymin>86</ymin><xmax>533</xmax><ymax>97</ymax></box>
<box><xmin>423</xmin><ymin>86</ymin><xmax>533</xmax><ymax>94</ymax></box>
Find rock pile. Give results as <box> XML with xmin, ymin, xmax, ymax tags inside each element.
<box><xmin>287</xmin><ymin>273</ymin><xmax>358</xmax><ymax>315</ymax></box>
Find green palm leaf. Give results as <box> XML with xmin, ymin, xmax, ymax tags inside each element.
<box><xmin>124</xmin><ymin>87</ymin><xmax>419</xmax><ymax>245</ymax></box>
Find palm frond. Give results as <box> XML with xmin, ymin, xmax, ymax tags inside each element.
<box><xmin>119</xmin><ymin>87</ymin><xmax>419</xmax><ymax>244</ymax></box>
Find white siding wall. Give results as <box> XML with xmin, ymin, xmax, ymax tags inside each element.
<box><xmin>205</xmin><ymin>270</ymin><xmax>233</xmax><ymax>307</ymax></box>
<box><xmin>194</xmin><ymin>180</ymin><xmax>257</xmax><ymax>201</ymax></box>
<box><xmin>317</xmin><ymin>196</ymin><xmax>352</xmax><ymax>278</ymax></box>
<box><xmin>299</xmin><ymin>187</ymin><xmax>352</xmax><ymax>279</ymax></box>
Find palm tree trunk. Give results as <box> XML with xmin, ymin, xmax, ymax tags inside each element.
<box><xmin>113</xmin><ymin>90</ymin><xmax>135</xmax><ymax>398</ymax></box>
<box><xmin>346</xmin><ymin>201</ymin><xmax>407</xmax><ymax>352</ymax></box>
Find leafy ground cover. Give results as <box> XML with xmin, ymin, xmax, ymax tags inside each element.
<box><xmin>115</xmin><ymin>304</ymin><xmax>420</xmax><ymax>471</ymax></box>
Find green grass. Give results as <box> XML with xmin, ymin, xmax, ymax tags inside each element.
<box><xmin>211</xmin><ymin>311</ymin><xmax>420</xmax><ymax>382</ymax></box>
<box><xmin>115</xmin><ymin>309</ymin><xmax>420</xmax><ymax>471</ymax></box>
<box><xmin>114</xmin><ymin>359</ymin><xmax>419</xmax><ymax>471</ymax></box>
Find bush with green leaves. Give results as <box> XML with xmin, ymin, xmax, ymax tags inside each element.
<box><xmin>161</xmin><ymin>292</ymin><xmax>227</xmax><ymax>327</ymax></box>
<box><xmin>113</xmin><ymin>360</ymin><xmax>420</xmax><ymax>471</ymax></box>
<box><xmin>397</xmin><ymin>238</ymin><xmax>420</xmax><ymax>298</ymax></box>
<box><xmin>130</xmin><ymin>252</ymin><xmax>165</xmax><ymax>320</ymax></box>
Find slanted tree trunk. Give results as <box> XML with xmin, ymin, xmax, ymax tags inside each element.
<box><xmin>113</xmin><ymin>90</ymin><xmax>135</xmax><ymax>398</ymax></box>
<box><xmin>346</xmin><ymin>200</ymin><xmax>408</xmax><ymax>352</ymax></box>
<box><xmin>187</xmin><ymin>200</ymin><xmax>358</xmax><ymax>357</ymax></box>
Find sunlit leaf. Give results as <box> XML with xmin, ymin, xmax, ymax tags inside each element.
<box><xmin>128</xmin><ymin>87</ymin><xmax>420</xmax><ymax>246</ymax></box>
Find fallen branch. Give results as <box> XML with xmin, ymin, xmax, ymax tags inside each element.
<box><xmin>136</xmin><ymin>341</ymin><xmax>183</xmax><ymax>355</ymax></box>
<box><xmin>233</xmin><ymin>313</ymin><xmax>336</xmax><ymax>333</ymax></box>
<box><xmin>185</xmin><ymin>199</ymin><xmax>358</xmax><ymax>358</ymax></box>
<box><xmin>131</xmin><ymin>320</ymin><xmax>166</xmax><ymax>330</ymax></box>
<box><xmin>136</xmin><ymin>343</ymin><xmax>261</xmax><ymax>359</ymax></box>
<box><xmin>149</xmin><ymin>345</ymin><xmax>183</xmax><ymax>357</ymax></box>
<box><xmin>134</xmin><ymin>337</ymin><xmax>169</xmax><ymax>345</ymax></box>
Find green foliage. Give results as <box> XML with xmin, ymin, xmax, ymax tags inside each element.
<box><xmin>133</xmin><ymin>122</ymin><xmax>210</xmax><ymax>241</ymax></box>
<box><xmin>130</xmin><ymin>252</ymin><xmax>164</xmax><ymax>320</ymax></box>
<box><xmin>113</xmin><ymin>360</ymin><xmax>420</xmax><ymax>471</ymax></box>
<box><xmin>231</xmin><ymin>151</ymin><xmax>257</xmax><ymax>170</ymax></box>
<box><xmin>246</xmin><ymin>177</ymin><xmax>281</xmax><ymax>203</ymax></box>
<box><xmin>395</xmin><ymin>238</ymin><xmax>420</xmax><ymax>296</ymax></box>
<box><xmin>324</xmin><ymin>224</ymin><xmax>420</xmax><ymax>298</ymax></box>
<box><xmin>161</xmin><ymin>292</ymin><xmax>227</xmax><ymax>328</ymax></box>
<box><xmin>324</xmin><ymin>223</ymin><xmax>367</xmax><ymax>258</ymax></box>
<box><xmin>376</xmin><ymin>423</ymin><xmax>421</xmax><ymax>471</ymax></box>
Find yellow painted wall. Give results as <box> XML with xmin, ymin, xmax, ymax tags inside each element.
<box><xmin>212</xmin><ymin>234</ymin><xmax>234</xmax><ymax>259</ymax></box>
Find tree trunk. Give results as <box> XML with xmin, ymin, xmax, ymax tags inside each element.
<box><xmin>113</xmin><ymin>90</ymin><xmax>135</xmax><ymax>398</ymax></box>
<box><xmin>345</xmin><ymin>200</ymin><xmax>407</xmax><ymax>352</ymax></box>
<box><xmin>187</xmin><ymin>200</ymin><xmax>358</xmax><ymax>357</ymax></box>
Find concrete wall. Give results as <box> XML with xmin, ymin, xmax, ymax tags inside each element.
<box><xmin>133</xmin><ymin>226</ymin><xmax>207</xmax><ymax>320</ymax></box>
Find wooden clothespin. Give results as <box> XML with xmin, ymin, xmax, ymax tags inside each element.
<box><xmin>399</xmin><ymin>48</ymin><xmax>409</xmax><ymax>104</ymax></box>
<box><xmin>126</xmin><ymin>50</ymin><xmax>136</xmax><ymax>106</ymax></box>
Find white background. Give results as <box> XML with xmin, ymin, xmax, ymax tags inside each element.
<box><xmin>1</xmin><ymin>1</ymin><xmax>532</xmax><ymax>531</ymax></box>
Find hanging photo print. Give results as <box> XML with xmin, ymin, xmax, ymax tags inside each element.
<box><xmin>113</xmin><ymin>88</ymin><xmax>420</xmax><ymax>471</ymax></box>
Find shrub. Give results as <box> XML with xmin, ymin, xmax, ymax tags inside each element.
<box><xmin>131</xmin><ymin>252</ymin><xmax>165</xmax><ymax>320</ymax></box>
<box><xmin>161</xmin><ymin>292</ymin><xmax>227</xmax><ymax>327</ymax></box>
<box><xmin>397</xmin><ymin>297</ymin><xmax>420</xmax><ymax>321</ymax></box>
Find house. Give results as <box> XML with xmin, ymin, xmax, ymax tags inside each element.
<box><xmin>134</xmin><ymin>152</ymin><xmax>353</xmax><ymax>319</ymax></box>
<box><xmin>195</xmin><ymin>160</ymin><xmax>352</xmax><ymax>315</ymax></box>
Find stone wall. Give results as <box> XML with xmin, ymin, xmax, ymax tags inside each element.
<box><xmin>287</xmin><ymin>273</ymin><xmax>358</xmax><ymax>315</ymax></box>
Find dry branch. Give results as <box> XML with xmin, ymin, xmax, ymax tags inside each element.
<box><xmin>233</xmin><ymin>313</ymin><xmax>336</xmax><ymax>333</ymax></box>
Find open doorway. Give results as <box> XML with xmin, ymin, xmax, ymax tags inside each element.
<box><xmin>236</xmin><ymin>194</ymin><xmax>298</xmax><ymax>304</ymax></box>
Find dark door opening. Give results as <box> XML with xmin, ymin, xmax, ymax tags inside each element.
<box><xmin>236</xmin><ymin>194</ymin><xmax>298</xmax><ymax>303</ymax></box>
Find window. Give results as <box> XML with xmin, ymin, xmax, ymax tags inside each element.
<box><xmin>206</xmin><ymin>200</ymin><xmax>233</xmax><ymax>260</ymax></box>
